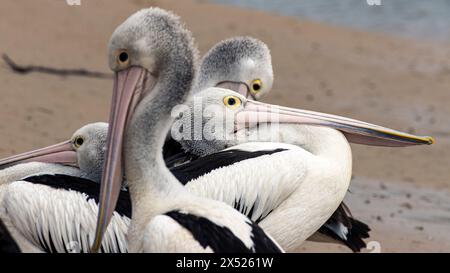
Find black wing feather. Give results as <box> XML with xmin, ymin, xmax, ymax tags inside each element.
<box><xmin>166</xmin><ymin>210</ymin><xmax>282</xmax><ymax>253</ymax></box>
<box><xmin>23</xmin><ymin>174</ymin><xmax>132</xmax><ymax>218</ymax></box>
<box><xmin>0</xmin><ymin>218</ymin><xmax>21</xmax><ymax>253</ymax></box>
<box><xmin>19</xmin><ymin>174</ymin><xmax>131</xmax><ymax>253</ymax></box>
<box><xmin>170</xmin><ymin>148</ymin><xmax>287</xmax><ymax>184</ymax></box>
<box><xmin>318</xmin><ymin>202</ymin><xmax>371</xmax><ymax>252</ymax></box>
<box><xmin>248</xmin><ymin>221</ymin><xmax>283</xmax><ymax>253</ymax></box>
<box><xmin>163</xmin><ymin>136</ymin><xmax>197</xmax><ymax>168</ymax></box>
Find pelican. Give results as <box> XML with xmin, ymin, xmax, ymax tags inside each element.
<box><xmin>0</xmin><ymin>123</ymin><xmax>131</xmax><ymax>253</ymax></box>
<box><xmin>165</xmin><ymin>87</ymin><xmax>433</xmax><ymax>250</ymax></box>
<box><xmin>0</xmin><ymin>122</ymin><xmax>107</xmax><ymax>182</ymax></box>
<box><xmin>92</xmin><ymin>8</ymin><xmax>433</xmax><ymax>253</ymax></box>
<box><xmin>168</xmin><ymin>36</ymin><xmax>371</xmax><ymax>252</ymax></box>
<box><xmin>92</xmin><ymin>8</ymin><xmax>284</xmax><ymax>253</ymax></box>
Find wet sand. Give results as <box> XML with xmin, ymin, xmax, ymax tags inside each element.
<box><xmin>0</xmin><ymin>0</ymin><xmax>449</xmax><ymax>252</ymax></box>
<box><xmin>302</xmin><ymin>177</ymin><xmax>450</xmax><ymax>252</ymax></box>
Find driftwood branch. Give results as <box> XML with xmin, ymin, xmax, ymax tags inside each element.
<box><xmin>2</xmin><ymin>54</ymin><xmax>113</xmax><ymax>79</ymax></box>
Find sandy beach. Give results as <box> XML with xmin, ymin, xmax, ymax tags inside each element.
<box><xmin>0</xmin><ymin>0</ymin><xmax>449</xmax><ymax>252</ymax></box>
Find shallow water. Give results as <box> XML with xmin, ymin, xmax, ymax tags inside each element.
<box><xmin>212</xmin><ymin>0</ymin><xmax>450</xmax><ymax>42</ymax></box>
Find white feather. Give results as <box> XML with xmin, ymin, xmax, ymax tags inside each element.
<box><xmin>1</xmin><ymin>181</ymin><xmax>129</xmax><ymax>253</ymax></box>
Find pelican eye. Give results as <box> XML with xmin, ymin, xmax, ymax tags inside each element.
<box><xmin>223</xmin><ymin>95</ymin><xmax>242</xmax><ymax>109</ymax></box>
<box><xmin>117</xmin><ymin>50</ymin><xmax>129</xmax><ymax>64</ymax></box>
<box><xmin>250</xmin><ymin>79</ymin><xmax>263</xmax><ymax>93</ymax></box>
<box><xmin>73</xmin><ymin>136</ymin><xmax>84</xmax><ymax>148</ymax></box>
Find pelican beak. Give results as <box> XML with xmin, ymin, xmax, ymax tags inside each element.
<box><xmin>0</xmin><ymin>140</ymin><xmax>77</xmax><ymax>170</ymax></box>
<box><xmin>91</xmin><ymin>66</ymin><xmax>154</xmax><ymax>253</ymax></box>
<box><xmin>216</xmin><ymin>81</ymin><xmax>251</xmax><ymax>99</ymax></box>
<box><xmin>236</xmin><ymin>100</ymin><xmax>434</xmax><ymax>147</ymax></box>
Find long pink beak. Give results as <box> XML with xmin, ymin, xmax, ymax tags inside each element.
<box><xmin>91</xmin><ymin>66</ymin><xmax>154</xmax><ymax>252</ymax></box>
<box><xmin>236</xmin><ymin>100</ymin><xmax>434</xmax><ymax>147</ymax></box>
<box><xmin>0</xmin><ymin>140</ymin><xmax>77</xmax><ymax>170</ymax></box>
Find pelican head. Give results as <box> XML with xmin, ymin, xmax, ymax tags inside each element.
<box><xmin>195</xmin><ymin>36</ymin><xmax>273</xmax><ymax>100</ymax></box>
<box><xmin>107</xmin><ymin>8</ymin><xmax>197</xmax><ymax>97</ymax></box>
<box><xmin>0</xmin><ymin>122</ymin><xmax>108</xmax><ymax>182</ymax></box>
<box><xmin>174</xmin><ymin>88</ymin><xmax>434</xmax><ymax>156</ymax></box>
<box><xmin>71</xmin><ymin>123</ymin><xmax>108</xmax><ymax>182</ymax></box>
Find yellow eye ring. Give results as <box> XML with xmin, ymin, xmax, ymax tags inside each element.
<box><xmin>250</xmin><ymin>79</ymin><xmax>263</xmax><ymax>94</ymax></box>
<box><xmin>117</xmin><ymin>50</ymin><xmax>130</xmax><ymax>65</ymax></box>
<box><xmin>73</xmin><ymin>136</ymin><xmax>85</xmax><ymax>149</ymax></box>
<box><xmin>223</xmin><ymin>95</ymin><xmax>242</xmax><ymax>109</ymax></box>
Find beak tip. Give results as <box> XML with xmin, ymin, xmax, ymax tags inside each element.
<box><xmin>426</xmin><ymin>136</ymin><xmax>435</xmax><ymax>145</ymax></box>
<box><xmin>90</xmin><ymin>237</ymin><xmax>102</xmax><ymax>253</ymax></box>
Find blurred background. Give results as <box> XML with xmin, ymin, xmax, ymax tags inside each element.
<box><xmin>214</xmin><ymin>0</ymin><xmax>450</xmax><ymax>42</ymax></box>
<box><xmin>0</xmin><ymin>0</ymin><xmax>449</xmax><ymax>252</ymax></box>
